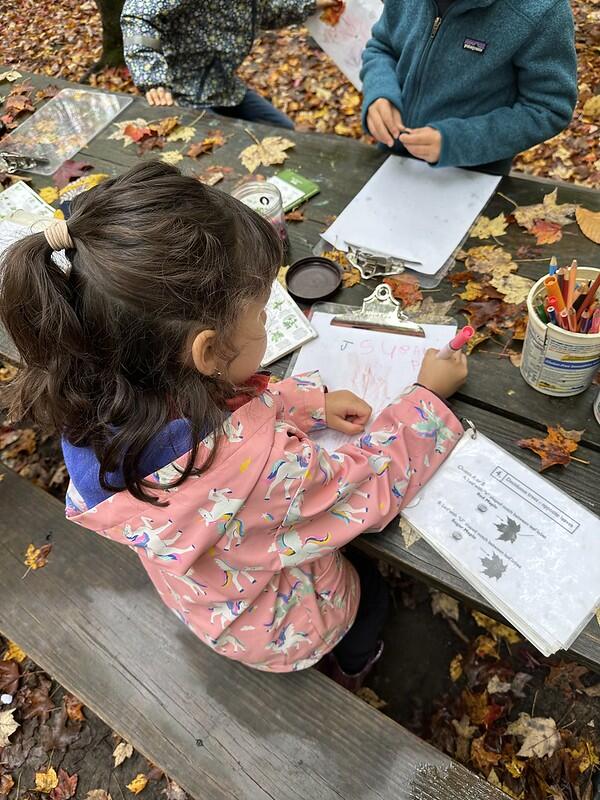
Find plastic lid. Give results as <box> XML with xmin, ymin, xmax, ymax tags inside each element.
<box><xmin>286</xmin><ymin>257</ymin><xmax>342</xmax><ymax>302</ymax></box>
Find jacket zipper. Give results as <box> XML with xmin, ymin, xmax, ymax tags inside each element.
<box><xmin>407</xmin><ymin>10</ymin><xmax>443</xmax><ymax>125</ymax></box>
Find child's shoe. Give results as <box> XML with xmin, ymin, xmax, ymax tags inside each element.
<box><xmin>317</xmin><ymin>641</ymin><xmax>384</xmax><ymax>693</ymax></box>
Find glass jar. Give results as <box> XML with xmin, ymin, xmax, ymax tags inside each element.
<box><xmin>230</xmin><ymin>181</ymin><xmax>289</xmax><ymax>252</ymax></box>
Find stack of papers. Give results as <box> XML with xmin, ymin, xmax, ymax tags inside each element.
<box><xmin>402</xmin><ymin>429</ymin><xmax>600</xmax><ymax>655</ymax></box>
<box><xmin>321</xmin><ymin>156</ymin><xmax>500</xmax><ymax>285</ymax></box>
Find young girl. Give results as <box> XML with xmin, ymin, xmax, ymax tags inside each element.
<box><xmin>0</xmin><ymin>162</ymin><xmax>467</xmax><ymax>687</ymax></box>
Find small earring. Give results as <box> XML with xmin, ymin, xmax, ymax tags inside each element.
<box><xmin>213</xmin><ymin>369</ymin><xmax>222</xmax><ymax>378</ymax></box>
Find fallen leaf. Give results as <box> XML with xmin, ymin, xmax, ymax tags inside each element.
<box><xmin>0</xmin><ymin>774</ymin><xmax>15</xmax><ymax>796</ymax></box>
<box><xmin>39</xmin><ymin>186</ymin><xmax>59</xmax><ymax>204</ymax></box>
<box><xmin>490</xmin><ymin>274</ymin><xmax>534</xmax><ymax>305</ymax></box>
<box><xmin>24</xmin><ymin>542</ymin><xmax>52</xmax><ymax>570</ymax></box>
<box><xmin>545</xmin><ymin>661</ymin><xmax>588</xmax><ymax>696</ymax></box>
<box><xmin>2</xmin><ymin>641</ymin><xmax>26</xmax><ymax>662</ymax></box>
<box><xmin>239</xmin><ymin>136</ymin><xmax>294</xmax><ymax>173</ymax></box>
<box><xmin>341</xmin><ymin>267</ymin><xmax>361</xmax><ymax>288</ymax></box>
<box><xmin>148</xmin><ymin>116</ymin><xmax>180</xmax><ymax>137</ymax></box>
<box><xmin>35</xmin><ymin>767</ymin><xmax>59</xmax><ymax>793</ymax></box>
<box><xmin>456</xmin><ymin>245</ymin><xmax>518</xmax><ymax>278</ymax></box>
<box><xmin>487</xmin><ymin>675</ymin><xmax>512</xmax><ymax>694</ymax></box>
<box><xmin>20</xmin><ymin>680</ymin><xmax>54</xmax><ymax>722</ymax></box>
<box><xmin>0</xmin><ymin>661</ymin><xmax>19</xmax><ymax>697</ymax></box>
<box><xmin>449</xmin><ymin>269</ymin><xmax>477</xmax><ymax>286</ymax></box>
<box><xmin>406</xmin><ymin>297</ymin><xmax>455</xmax><ymax>324</ymax></box>
<box><xmin>513</xmin><ymin>189</ymin><xmax>577</xmax><ymax>231</ymax></box>
<box><xmin>518</xmin><ymin>425</ymin><xmax>583</xmax><ymax>471</ymax></box>
<box><xmin>459</xmin><ymin>281</ymin><xmax>485</xmax><ymax>301</ymax></box>
<box><xmin>450</xmin><ymin>654</ymin><xmax>463</xmax><ymax>682</ymax></box>
<box><xmin>465</xmin><ymin>331</ymin><xmax>490</xmax><ymax>354</ymax></box>
<box><xmin>127</xmin><ymin>775</ymin><xmax>148</xmax><ymax>795</ymax></box>
<box><xmin>530</xmin><ymin>219</ymin><xmax>563</xmax><ymax>245</ymax></box>
<box><xmin>0</xmin><ymin>709</ymin><xmax>19</xmax><ymax>746</ymax></box>
<box><xmin>159</xmin><ymin>151</ymin><xmax>184</xmax><ymax>166</ymax></box>
<box><xmin>53</xmin><ymin>160</ymin><xmax>94</xmax><ymax>190</ymax></box>
<box><xmin>463</xmin><ymin>690</ymin><xmax>490</xmax><ymax>725</ymax></box>
<box><xmin>63</xmin><ymin>693</ymin><xmax>85</xmax><ymax>722</ymax></box>
<box><xmin>50</xmin><ymin>769</ymin><xmax>78</xmax><ymax>800</ymax></box>
<box><xmin>575</xmin><ymin>206</ymin><xmax>600</xmax><ymax>244</ymax></box>
<box><xmin>582</xmin><ymin>95</ymin><xmax>600</xmax><ymax>120</ymax></box>
<box><xmin>356</xmin><ymin>686</ymin><xmax>387</xmax><ymax>709</ymax></box>
<box><xmin>320</xmin><ymin>0</ymin><xmax>345</xmax><ymax>25</ymax></box>
<box><xmin>113</xmin><ymin>740</ymin><xmax>134</xmax><ymax>767</ymax></box>
<box><xmin>504</xmin><ymin>756</ymin><xmax>526</xmax><ymax>778</ymax></box>
<box><xmin>383</xmin><ymin>275</ymin><xmax>423</xmax><ymax>307</ymax></box>
<box><xmin>452</xmin><ymin>714</ymin><xmax>477</xmax><ymax>740</ymax></box>
<box><xmin>285</xmin><ymin>209</ymin><xmax>304</xmax><ymax>222</ymax></box>
<box><xmin>86</xmin><ymin>792</ymin><xmax>112</xmax><ymax>800</ymax></box>
<box><xmin>187</xmin><ymin>131</ymin><xmax>226</xmax><ymax>158</ymax></box>
<box><xmin>35</xmin><ymin>85</ymin><xmax>60</xmax><ymax>101</ymax></box>
<box><xmin>122</xmin><ymin>122</ymin><xmax>151</xmax><ymax>142</ymax></box>
<box><xmin>0</xmin><ymin>70</ymin><xmax>22</xmax><ymax>82</ymax></box>
<box><xmin>399</xmin><ymin>516</ymin><xmax>421</xmax><ymax>548</ymax></box>
<box><xmin>163</xmin><ymin>782</ymin><xmax>185</xmax><ymax>800</ymax></box>
<box><xmin>506</xmin><ymin>713</ymin><xmax>561</xmax><ymax>759</ymax></box>
<box><xmin>470</xmin><ymin>213</ymin><xmax>508</xmax><ymax>240</ymax></box>
<box><xmin>567</xmin><ymin>739</ymin><xmax>600</xmax><ymax>773</ymax></box>
<box><xmin>167</xmin><ymin>125</ymin><xmax>196</xmax><ymax>143</ymax></box>
<box><xmin>471</xmin><ymin>611</ymin><xmax>521</xmax><ymax>644</ymax></box>
<box><xmin>430</xmin><ymin>591</ymin><xmax>460</xmax><ymax>622</ymax></box>
<box><xmin>474</xmin><ymin>635</ymin><xmax>500</xmax><ymax>660</ymax></box>
<box><xmin>471</xmin><ymin>735</ymin><xmax>501</xmax><ymax>771</ymax></box>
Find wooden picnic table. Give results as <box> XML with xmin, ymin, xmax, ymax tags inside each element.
<box><xmin>2</xmin><ymin>72</ymin><xmax>599</xmax><ymax>673</ymax></box>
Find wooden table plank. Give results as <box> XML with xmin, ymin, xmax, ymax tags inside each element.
<box><xmin>0</xmin><ymin>465</ymin><xmax>506</xmax><ymax>800</ymax></box>
<box><xmin>359</xmin><ymin>397</ymin><xmax>600</xmax><ymax>672</ymax></box>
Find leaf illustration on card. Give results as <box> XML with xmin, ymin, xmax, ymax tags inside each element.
<box><xmin>495</xmin><ymin>516</ymin><xmax>521</xmax><ymax>543</ymax></box>
<box><xmin>481</xmin><ymin>553</ymin><xmax>507</xmax><ymax>580</ymax></box>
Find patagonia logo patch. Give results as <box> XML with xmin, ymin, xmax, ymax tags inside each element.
<box><xmin>463</xmin><ymin>37</ymin><xmax>487</xmax><ymax>53</ymax></box>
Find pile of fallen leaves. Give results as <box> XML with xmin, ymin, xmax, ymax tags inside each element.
<box><xmin>0</xmin><ymin>634</ymin><xmax>191</xmax><ymax>800</ymax></box>
<box><xmin>2</xmin><ymin>1</ymin><xmax>598</xmax><ymax>185</ymax></box>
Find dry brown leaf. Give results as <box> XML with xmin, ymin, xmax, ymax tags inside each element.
<box><xmin>545</xmin><ymin>660</ymin><xmax>588</xmax><ymax>696</ymax></box>
<box><xmin>489</xmin><ymin>274</ymin><xmax>534</xmax><ymax>305</ymax></box>
<box><xmin>582</xmin><ymin>95</ymin><xmax>600</xmax><ymax>120</ymax></box>
<box><xmin>430</xmin><ymin>591</ymin><xmax>460</xmax><ymax>622</ymax></box>
<box><xmin>406</xmin><ymin>297</ymin><xmax>455</xmax><ymax>324</ymax></box>
<box><xmin>341</xmin><ymin>268</ymin><xmax>361</xmax><ymax>288</ymax></box>
<box><xmin>147</xmin><ymin>116</ymin><xmax>180</xmax><ymax>137</ymax></box>
<box><xmin>459</xmin><ymin>281</ymin><xmax>485</xmax><ymax>301</ymax></box>
<box><xmin>470</xmin><ymin>213</ymin><xmax>508</xmax><ymax>240</ymax></box>
<box><xmin>64</xmin><ymin>693</ymin><xmax>85</xmax><ymax>722</ymax></box>
<box><xmin>399</xmin><ymin>516</ymin><xmax>421</xmax><ymax>548</ymax></box>
<box><xmin>0</xmin><ymin>774</ymin><xmax>15</xmax><ymax>796</ymax></box>
<box><xmin>471</xmin><ymin>735</ymin><xmax>501</xmax><ymax>771</ymax></box>
<box><xmin>449</xmin><ymin>654</ymin><xmax>463</xmax><ymax>682</ymax></box>
<box><xmin>320</xmin><ymin>0</ymin><xmax>345</xmax><ymax>25</ymax></box>
<box><xmin>35</xmin><ymin>767</ymin><xmax>59</xmax><ymax>793</ymax></box>
<box><xmin>356</xmin><ymin>686</ymin><xmax>387</xmax><ymax>709</ymax></box>
<box><xmin>473</xmin><ymin>635</ymin><xmax>500</xmax><ymax>660</ymax></box>
<box><xmin>113</xmin><ymin>740</ymin><xmax>134</xmax><ymax>767</ymax></box>
<box><xmin>383</xmin><ymin>275</ymin><xmax>423</xmax><ymax>307</ymax></box>
<box><xmin>24</xmin><ymin>542</ymin><xmax>52</xmax><ymax>570</ymax></box>
<box><xmin>471</xmin><ymin>611</ymin><xmax>521</xmax><ymax>644</ymax></box>
<box><xmin>239</xmin><ymin>136</ymin><xmax>294</xmax><ymax>173</ymax></box>
<box><xmin>518</xmin><ymin>425</ymin><xmax>584</xmax><ymax>471</ymax></box>
<box><xmin>506</xmin><ymin>714</ymin><xmax>561</xmax><ymax>759</ymax></box>
<box><xmin>575</xmin><ymin>206</ymin><xmax>600</xmax><ymax>244</ymax></box>
<box><xmin>0</xmin><ymin>364</ymin><xmax>18</xmax><ymax>382</ymax></box>
<box><xmin>513</xmin><ymin>189</ymin><xmax>577</xmax><ymax>231</ymax></box>
<box><xmin>50</xmin><ymin>769</ymin><xmax>78</xmax><ymax>800</ymax></box>
<box><xmin>159</xmin><ymin>151</ymin><xmax>184</xmax><ymax>166</ymax></box>
<box><xmin>285</xmin><ymin>209</ymin><xmax>304</xmax><ymax>222</ymax></box>
<box><xmin>456</xmin><ymin>245</ymin><xmax>518</xmax><ymax>277</ymax></box>
<box><xmin>0</xmin><ymin>709</ymin><xmax>19</xmax><ymax>746</ymax></box>
<box><xmin>187</xmin><ymin>131</ymin><xmax>226</xmax><ymax>158</ymax></box>
<box><xmin>465</xmin><ymin>331</ymin><xmax>491</xmax><ymax>354</ymax></box>
<box><xmin>85</xmin><ymin>791</ymin><xmax>112</xmax><ymax>800</ymax></box>
<box><xmin>530</xmin><ymin>219</ymin><xmax>563</xmax><ymax>245</ymax></box>
<box><xmin>462</xmin><ymin>690</ymin><xmax>490</xmax><ymax>725</ymax></box>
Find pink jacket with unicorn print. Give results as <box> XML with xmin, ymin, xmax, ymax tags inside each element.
<box><xmin>66</xmin><ymin>372</ymin><xmax>463</xmax><ymax>672</ymax></box>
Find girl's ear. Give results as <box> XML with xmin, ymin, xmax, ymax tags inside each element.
<box><xmin>191</xmin><ymin>329</ymin><xmax>218</xmax><ymax>376</ymax></box>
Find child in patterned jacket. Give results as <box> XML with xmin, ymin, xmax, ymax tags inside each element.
<box><xmin>121</xmin><ymin>0</ymin><xmax>340</xmax><ymax>128</ymax></box>
<box><xmin>0</xmin><ymin>162</ymin><xmax>467</xmax><ymax>687</ymax></box>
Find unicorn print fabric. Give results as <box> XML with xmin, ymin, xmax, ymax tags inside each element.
<box><xmin>65</xmin><ymin>372</ymin><xmax>462</xmax><ymax>672</ymax></box>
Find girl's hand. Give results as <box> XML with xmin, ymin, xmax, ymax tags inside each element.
<box><xmin>146</xmin><ymin>87</ymin><xmax>175</xmax><ymax>106</ymax></box>
<box><xmin>399</xmin><ymin>127</ymin><xmax>442</xmax><ymax>163</ymax></box>
<box><xmin>366</xmin><ymin>98</ymin><xmax>405</xmax><ymax>147</ymax></box>
<box><xmin>325</xmin><ymin>390</ymin><xmax>372</xmax><ymax>435</ymax></box>
<box><xmin>417</xmin><ymin>348</ymin><xmax>468</xmax><ymax>399</ymax></box>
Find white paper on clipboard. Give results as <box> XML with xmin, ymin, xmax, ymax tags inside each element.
<box><xmin>321</xmin><ymin>156</ymin><xmax>501</xmax><ymax>275</ymax></box>
<box><xmin>305</xmin><ymin>0</ymin><xmax>383</xmax><ymax>90</ymax></box>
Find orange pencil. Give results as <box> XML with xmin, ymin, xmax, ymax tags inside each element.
<box><xmin>566</xmin><ymin>261</ymin><xmax>577</xmax><ymax>309</ymax></box>
<box><xmin>544</xmin><ymin>276</ymin><xmax>566</xmax><ymax>312</ymax></box>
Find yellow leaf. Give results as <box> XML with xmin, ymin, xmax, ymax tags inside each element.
<box><xmin>459</xmin><ymin>281</ymin><xmax>484</xmax><ymax>300</ymax></box>
<box><xmin>473</xmin><ymin>634</ymin><xmax>500</xmax><ymax>660</ymax></box>
<box><xmin>239</xmin><ymin>136</ymin><xmax>294</xmax><ymax>173</ymax></box>
<box><xmin>513</xmin><ymin>189</ymin><xmax>577</xmax><ymax>231</ymax></box>
<box><xmin>2</xmin><ymin>640</ymin><xmax>26</xmax><ymax>663</ymax></box>
<box><xmin>160</xmin><ymin>151</ymin><xmax>184</xmax><ymax>166</ymax></box>
<box><xmin>24</xmin><ymin>542</ymin><xmax>51</xmax><ymax>570</ymax></box>
<box><xmin>39</xmin><ymin>186</ymin><xmax>59</xmax><ymax>204</ymax></box>
<box><xmin>449</xmin><ymin>653</ymin><xmax>463</xmax><ymax>682</ymax></box>
<box><xmin>457</xmin><ymin>245</ymin><xmax>517</xmax><ymax>277</ymax></box>
<box><xmin>575</xmin><ymin>206</ymin><xmax>600</xmax><ymax>244</ymax></box>
<box><xmin>341</xmin><ymin>267</ymin><xmax>361</xmax><ymax>288</ymax></box>
<box><xmin>472</xmin><ymin>610</ymin><xmax>521</xmax><ymax>644</ymax></box>
<box><xmin>505</xmin><ymin>756</ymin><xmax>526</xmax><ymax>778</ymax></box>
<box><xmin>277</xmin><ymin>265</ymin><xmax>289</xmax><ymax>287</ymax></box>
<box><xmin>126</xmin><ymin>775</ymin><xmax>148</xmax><ymax>795</ymax></box>
<box><xmin>582</xmin><ymin>95</ymin><xmax>600</xmax><ymax>120</ymax></box>
<box><xmin>167</xmin><ymin>125</ymin><xmax>197</xmax><ymax>143</ymax></box>
<box><xmin>465</xmin><ymin>331</ymin><xmax>490</xmax><ymax>355</ymax></box>
<box><xmin>35</xmin><ymin>767</ymin><xmax>59</xmax><ymax>793</ymax></box>
<box><xmin>470</xmin><ymin>213</ymin><xmax>508</xmax><ymax>240</ymax></box>
<box><xmin>567</xmin><ymin>740</ymin><xmax>600</xmax><ymax>773</ymax></box>
<box><xmin>0</xmin><ymin>70</ymin><xmax>22</xmax><ymax>82</ymax></box>
<box><xmin>239</xmin><ymin>457</ymin><xmax>251</xmax><ymax>473</ymax></box>
<box><xmin>0</xmin><ymin>709</ymin><xmax>19</xmax><ymax>746</ymax></box>
<box><xmin>489</xmin><ymin>274</ymin><xmax>534</xmax><ymax>305</ymax></box>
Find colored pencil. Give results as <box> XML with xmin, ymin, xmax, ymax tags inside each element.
<box><xmin>543</xmin><ymin>276</ymin><xmax>566</xmax><ymax>312</ymax></box>
<box><xmin>566</xmin><ymin>261</ymin><xmax>577</xmax><ymax>310</ymax></box>
<box><xmin>575</xmin><ymin>273</ymin><xmax>600</xmax><ymax>321</ymax></box>
<box><xmin>591</xmin><ymin>309</ymin><xmax>600</xmax><ymax>335</ymax></box>
<box><xmin>548</xmin><ymin>256</ymin><xmax>557</xmax><ymax>276</ymax></box>
<box><xmin>567</xmin><ymin>308</ymin><xmax>577</xmax><ymax>332</ymax></box>
<box><xmin>536</xmin><ymin>303</ymin><xmax>548</xmax><ymax>323</ymax></box>
<box><xmin>556</xmin><ymin>268</ymin><xmax>567</xmax><ymax>297</ymax></box>
<box><xmin>559</xmin><ymin>309</ymin><xmax>570</xmax><ymax>330</ymax></box>
<box><xmin>546</xmin><ymin>306</ymin><xmax>557</xmax><ymax>326</ymax></box>
<box><xmin>579</xmin><ymin>310</ymin><xmax>590</xmax><ymax>334</ymax></box>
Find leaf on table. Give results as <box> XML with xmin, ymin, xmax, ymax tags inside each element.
<box><xmin>518</xmin><ymin>425</ymin><xmax>583</xmax><ymax>471</ymax></box>
<box><xmin>356</xmin><ymin>686</ymin><xmax>387</xmax><ymax>709</ymax></box>
<box><xmin>113</xmin><ymin>740</ymin><xmax>134</xmax><ymax>767</ymax></box>
<box><xmin>239</xmin><ymin>136</ymin><xmax>294</xmax><ymax>172</ymax></box>
<box><xmin>489</xmin><ymin>274</ymin><xmax>534</xmax><ymax>305</ymax></box>
<box><xmin>122</xmin><ymin>122</ymin><xmax>151</xmax><ymax>143</ymax></box>
<box><xmin>530</xmin><ymin>219</ymin><xmax>563</xmax><ymax>245</ymax></box>
<box><xmin>406</xmin><ymin>297</ymin><xmax>455</xmax><ymax>324</ymax></box>
<box><xmin>320</xmin><ymin>1</ymin><xmax>345</xmax><ymax>26</ymax></box>
<box><xmin>0</xmin><ymin>661</ymin><xmax>19</xmax><ymax>696</ymax></box>
<box><xmin>459</xmin><ymin>281</ymin><xmax>485</xmax><ymax>301</ymax></box>
<box><xmin>24</xmin><ymin>542</ymin><xmax>52</xmax><ymax>570</ymax></box>
<box><xmin>110</xmin><ymin>119</ymin><xmax>150</xmax><ymax>145</ymax></box>
<box><xmin>86</xmin><ymin>792</ymin><xmax>112</xmax><ymax>800</ymax></box>
<box><xmin>4</xmin><ymin>93</ymin><xmax>35</xmax><ymax>115</ymax></box>
<box><xmin>50</xmin><ymin>769</ymin><xmax>78</xmax><ymax>800</ymax></box>
<box><xmin>383</xmin><ymin>275</ymin><xmax>423</xmax><ymax>306</ymax></box>
<box><xmin>187</xmin><ymin>131</ymin><xmax>226</xmax><ymax>158</ymax></box>
<box><xmin>285</xmin><ymin>209</ymin><xmax>304</xmax><ymax>222</ymax></box>
<box><xmin>63</xmin><ymin>693</ymin><xmax>85</xmax><ymax>722</ymax></box>
<box><xmin>448</xmin><ymin>269</ymin><xmax>476</xmax><ymax>286</ymax></box>
<box><xmin>163</xmin><ymin>782</ymin><xmax>186</xmax><ymax>800</ymax></box>
<box><xmin>35</xmin><ymin>85</ymin><xmax>60</xmax><ymax>101</ymax></box>
<box><xmin>513</xmin><ymin>189</ymin><xmax>577</xmax><ymax>232</ymax></box>
<box><xmin>545</xmin><ymin>661</ymin><xmax>588</xmax><ymax>696</ymax></box>
<box><xmin>575</xmin><ymin>206</ymin><xmax>600</xmax><ymax>244</ymax></box>
<box><xmin>465</xmin><ymin>331</ymin><xmax>490</xmax><ymax>355</ymax></box>
<box><xmin>2</xmin><ymin>640</ymin><xmax>26</xmax><ymax>663</ymax></box>
<box><xmin>147</xmin><ymin>116</ymin><xmax>180</xmax><ymax>138</ymax></box>
<box><xmin>399</xmin><ymin>516</ymin><xmax>421</xmax><ymax>548</ymax></box>
<box><xmin>506</xmin><ymin>713</ymin><xmax>561</xmax><ymax>759</ymax></box>
<box><xmin>0</xmin><ymin>709</ymin><xmax>19</xmax><ymax>746</ymax></box>
<box><xmin>449</xmin><ymin>654</ymin><xmax>463</xmax><ymax>682</ymax></box>
<box><xmin>166</xmin><ymin>125</ymin><xmax>196</xmax><ymax>143</ymax></box>
<box><xmin>471</xmin><ymin>735</ymin><xmax>502</xmax><ymax>771</ymax></box>
<box><xmin>456</xmin><ymin>245</ymin><xmax>518</xmax><ymax>278</ymax></box>
<box><xmin>481</xmin><ymin>553</ymin><xmax>507</xmax><ymax>580</ymax></box>
<box><xmin>470</xmin><ymin>213</ymin><xmax>508</xmax><ymax>240</ymax></box>
<box><xmin>341</xmin><ymin>267</ymin><xmax>361</xmax><ymax>288</ymax></box>
<box><xmin>127</xmin><ymin>774</ymin><xmax>148</xmax><ymax>795</ymax></box>
<box><xmin>53</xmin><ymin>160</ymin><xmax>94</xmax><ymax>190</ymax></box>
<box><xmin>159</xmin><ymin>151</ymin><xmax>184</xmax><ymax>166</ymax></box>
<box><xmin>472</xmin><ymin>611</ymin><xmax>521</xmax><ymax>644</ymax></box>
<box><xmin>430</xmin><ymin>591</ymin><xmax>460</xmax><ymax>622</ymax></box>
<box><xmin>0</xmin><ymin>774</ymin><xmax>15</xmax><ymax>796</ymax></box>
<box><xmin>36</xmin><ymin>768</ymin><xmax>59</xmax><ymax>793</ymax></box>
<box><xmin>321</xmin><ymin>249</ymin><xmax>350</xmax><ymax>269</ymax></box>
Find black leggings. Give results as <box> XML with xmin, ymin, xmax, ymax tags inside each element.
<box><xmin>333</xmin><ymin>548</ymin><xmax>390</xmax><ymax>674</ymax></box>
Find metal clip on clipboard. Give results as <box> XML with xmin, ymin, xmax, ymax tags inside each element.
<box><xmin>346</xmin><ymin>245</ymin><xmax>407</xmax><ymax>280</ymax></box>
<box><xmin>331</xmin><ymin>284</ymin><xmax>424</xmax><ymax>337</ymax></box>
<box><xmin>0</xmin><ymin>152</ymin><xmax>49</xmax><ymax>174</ymax></box>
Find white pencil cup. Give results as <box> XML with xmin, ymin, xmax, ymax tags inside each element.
<box><xmin>520</xmin><ymin>267</ymin><xmax>600</xmax><ymax>397</ymax></box>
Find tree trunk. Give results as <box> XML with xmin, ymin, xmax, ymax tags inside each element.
<box><xmin>96</xmin><ymin>0</ymin><xmax>126</xmax><ymax>68</ymax></box>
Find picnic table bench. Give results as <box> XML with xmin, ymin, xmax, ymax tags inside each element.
<box><xmin>0</xmin><ymin>71</ymin><xmax>599</xmax><ymax>799</ymax></box>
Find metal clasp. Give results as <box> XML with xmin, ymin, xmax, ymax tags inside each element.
<box><xmin>0</xmin><ymin>151</ymin><xmax>49</xmax><ymax>174</ymax></box>
<box><xmin>346</xmin><ymin>245</ymin><xmax>406</xmax><ymax>279</ymax></box>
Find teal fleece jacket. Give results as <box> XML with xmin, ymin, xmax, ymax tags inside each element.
<box><xmin>360</xmin><ymin>0</ymin><xmax>577</xmax><ymax>168</ymax></box>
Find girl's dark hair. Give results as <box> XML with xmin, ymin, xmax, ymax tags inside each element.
<box><xmin>0</xmin><ymin>161</ymin><xmax>282</xmax><ymax>502</ymax></box>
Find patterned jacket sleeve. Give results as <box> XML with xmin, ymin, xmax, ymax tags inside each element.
<box><xmin>121</xmin><ymin>0</ymin><xmax>189</xmax><ymax>91</ymax></box>
<box><xmin>259</xmin><ymin>0</ymin><xmax>317</xmax><ymax>29</ymax></box>
<box><xmin>268</xmin><ymin>371</ymin><xmax>327</xmax><ymax>434</ymax></box>
<box><xmin>238</xmin><ymin>385</ymin><xmax>463</xmax><ymax>572</ymax></box>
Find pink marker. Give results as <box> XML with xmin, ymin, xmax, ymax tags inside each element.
<box><xmin>436</xmin><ymin>326</ymin><xmax>475</xmax><ymax>359</ymax></box>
